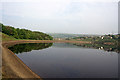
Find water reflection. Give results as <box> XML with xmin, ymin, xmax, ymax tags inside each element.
<box><xmin>8</xmin><ymin>43</ymin><xmax>53</xmax><ymax>54</ymax></box>
<box><xmin>73</xmin><ymin>43</ymin><xmax>120</xmax><ymax>53</ymax></box>
<box><xmin>8</xmin><ymin>43</ymin><xmax>118</xmax><ymax>78</ymax></box>
<box><xmin>52</xmin><ymin>43</ymin><xmax>119</xmax><ymax>53</ymax></box>
<box><xmin>9</xmin><ymin>42</ymin><xmax>120</xmax><ymax>54</ymax></box>
<box><xmin>74</xmin><ymin>44</ymin><xmax>120</xmax><ymax>53</ymax></box>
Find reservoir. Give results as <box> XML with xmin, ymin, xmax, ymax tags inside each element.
<box><xmin>9</xmin><ymin>43</ymin><xmax>118</xmax><ymax>78</ymax></box>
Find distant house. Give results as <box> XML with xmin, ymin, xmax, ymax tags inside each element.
<box><xmin>101</xmin><ymin>36</ymin><xmax>104</xmax><ymax>39</ymax></box>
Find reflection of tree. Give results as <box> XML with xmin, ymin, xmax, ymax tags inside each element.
<box><xmin>73</xmin><ymin>43</ymin><xmax>119</xmax><ymax>53</ymax></box>
<box><xmin>8</xmin><ymin>43</ymin><xmax>53</xmax><ymax>54</ymax></box>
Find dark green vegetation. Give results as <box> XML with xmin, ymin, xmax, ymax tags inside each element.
<box><xmin>8</xmin><ymin>43</ymin><xmax>53</xmax><ymax>54</ymax></box>
<box><xmin>0</xmin><ymin>23</ymin><xmax>53</xmax><ymax>40</ymax></box>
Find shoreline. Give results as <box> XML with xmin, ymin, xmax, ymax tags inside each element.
<box><xmin>2</xmin><ymin>40</ymin><xmax>91</xmax><ymax>79</ymax></box>
<box><xmin>2</xmin><ymin>41</ymin><xmax>41</xmax><ymax>79</ymax></box>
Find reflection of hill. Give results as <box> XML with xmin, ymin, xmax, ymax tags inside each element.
<box><xmin>8</xmin><ymin>42</ymin><xmax>119</xmax><ymax>54</ymax></box>
<box><xmin>73</xmin><ymin>43</ymin><xmax>119</xmax><ymax>53</ymax></box>
<box><xmin>52</xmin><ymin>43</ymin><xmax>119</xmax><ymax>53</ymax></box>
<box><xmin>8</xmin><ymin>43</ymin><xmax>53</xmax><ymax>54</ymax></box>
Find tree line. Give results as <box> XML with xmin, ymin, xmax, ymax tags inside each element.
<box><xmin>0</xmin><ymin>23</ymin><xmax>53</xmax><ymax>40</ymax></box>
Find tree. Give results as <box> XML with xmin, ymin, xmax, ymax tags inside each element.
<box><xmin>2</xmin><ymin>24</ymin><xmax>53</xmax><ymax>40</ymax></box>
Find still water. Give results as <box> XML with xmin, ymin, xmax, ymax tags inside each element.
<box><xmin>9</xmin><ymin>43</ymin><xmax>118</xmax><ymax>78</ymax></box>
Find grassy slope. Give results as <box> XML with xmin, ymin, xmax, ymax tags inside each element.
<box><xmin>1</xmin><ymin>32</ymin><xmax>33</xmax><ymax>41</ymax></box>
<box><xmin>0</xmin><ymin>32</ymin><xmax>16</xmax><ymax>41</ymax></box>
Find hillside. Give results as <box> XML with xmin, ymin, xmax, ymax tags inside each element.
<box><xmin>0</xmin><ymin>32</ymin><xmax>16</xmax><ymax>41</ymax></box>
<box><xmin>0</xmin><ymin>23</ymin><xmax>53</xmax><ymax>40</ymax></box>
<box><xmin>48</xmin><ymin>33</ymin><xmax>101</xmax><ymax>38</ymax></box>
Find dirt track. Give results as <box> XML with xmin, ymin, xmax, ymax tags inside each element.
<box><xmin>2</xmin><ymin>40</ymin><xmax>91</xmax><ymax>79</ymax></box>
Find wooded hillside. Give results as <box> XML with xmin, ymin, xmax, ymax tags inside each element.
<box><xmin>0</xmin><ymin>23</ymin><xmax>53</xmax><ymax>40</ymax></box>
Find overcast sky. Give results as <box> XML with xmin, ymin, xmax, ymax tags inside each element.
<box><xmin>0</xmin><ymin>0</ymin><xmax>119</xmax><ymax>34</ymax></box>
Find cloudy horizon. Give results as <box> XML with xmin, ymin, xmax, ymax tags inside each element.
<box><xmin>1</xmin><ymin>0</ymin><xmax>119</xmax><ymax>35</ymax></box>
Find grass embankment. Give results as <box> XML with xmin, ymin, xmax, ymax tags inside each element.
<box><xmin>1</xmin><ymin>32</ymin><xmax>16</xmax><ymax>41</ymax></box>
<box><xmin>1</xmin><ymin>32</ymin><xmax>32</xmax><ymax>42</ymax></box>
